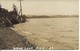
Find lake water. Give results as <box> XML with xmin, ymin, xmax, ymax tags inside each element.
<box><xmin>13</xmin><ymin>17</ymin><xmax>79</xmax><ymax>49</ymax></box>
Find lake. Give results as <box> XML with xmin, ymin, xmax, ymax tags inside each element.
<box><xmin>12</xmin><ymin>17</ymin><xmax>79</xmax><ymax>49</ymax></box>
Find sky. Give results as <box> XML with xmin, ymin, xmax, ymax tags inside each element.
<box><xmin>0</xmin><ymin>0</ymin><xmax>79</xmax><ymax>15</ymax></box>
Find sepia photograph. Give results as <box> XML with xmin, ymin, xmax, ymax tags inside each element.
<box><xmin>0</xmin><ymin>0</ymin><xmax>79</xmax><ymax>50</ymax></box>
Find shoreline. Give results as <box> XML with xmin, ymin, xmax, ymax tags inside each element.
<box><xmin>0</xmin><ymin>27</ymin><xmax>36</xmax><ymax>50</ymax></box>
<box><xmin>26</xmin><ymin>16</ymin><xmax>78</xmax><ymax>19</ymax></box>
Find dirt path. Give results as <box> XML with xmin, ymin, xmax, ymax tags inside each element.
<box><xmin>11</xmin><ymin>18</ymin><xmax>79</xmax><ymax>50</ymax></box>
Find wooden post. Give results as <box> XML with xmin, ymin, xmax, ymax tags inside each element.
<box><xmin>18</xmin><ymin>0</ymin><xmax>23</xmax><ymax>22</ymax></box>
<box><xmin>18</xmin><ymin>0</ymin><xmax>23</xmax><ymax>16</ymax></box>
<box><xmin>19</xmin><ymin>0</ymin><xmax>22</xmax><ymax>16</ymax></box>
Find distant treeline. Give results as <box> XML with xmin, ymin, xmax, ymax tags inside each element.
<box><xmin>26</xmin><ymin>15</ymin><xmax>79</xmax><ymax>18</ymax></box>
